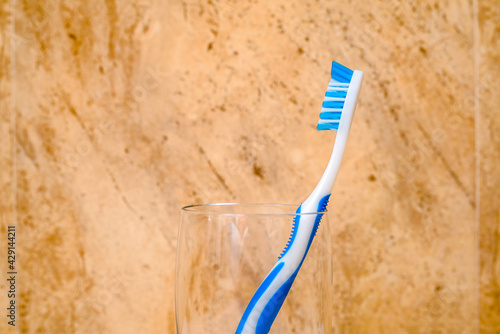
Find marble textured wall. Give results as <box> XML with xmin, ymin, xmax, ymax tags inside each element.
<box><xmin>0</xmin><ymin>0</ymin><xmax>498</xmax><ymax>333</ymax></box>
<box><xmin>478</xmin><ymin>1</ymin><xmax>500</xmax><ymax>332</ymax></box>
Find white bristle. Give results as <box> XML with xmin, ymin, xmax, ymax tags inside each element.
<box><xmin>323</xmin><ymin>97</ymin><xmax>346</xmax><ymax>101</ymax></box>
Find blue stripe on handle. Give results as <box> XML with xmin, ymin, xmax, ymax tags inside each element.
<box><xmin>235</xmin><ymin>262</ymin><xmax>285</xmax><ymax>334</ymax></box>
<box><xmin>255</xmin><ymin>271</ymin><xmax>297</xmax><ymax>334</ymax></box>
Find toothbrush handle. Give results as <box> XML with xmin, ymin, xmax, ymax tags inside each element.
<box><xmin>236</xmin><ymin>195</ymin><xmax>330</xmax><ymax>334</ymax></box>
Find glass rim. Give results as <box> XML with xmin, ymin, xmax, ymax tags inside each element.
<box><xmin>180</xmin><ymin>203</ymin><xmax>328</xmax><ymax>216</ymax></box>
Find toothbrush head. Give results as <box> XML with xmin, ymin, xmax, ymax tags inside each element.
<box><xmin>317</xmin><ymin>61</ymin><xmax>363</xmax><ymax>131</ymax></box>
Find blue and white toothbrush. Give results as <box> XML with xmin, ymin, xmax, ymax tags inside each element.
<box><xmin>235</xmin><ymin>61</ymin><xmax>363</xmax><ymax>334</ymax></box>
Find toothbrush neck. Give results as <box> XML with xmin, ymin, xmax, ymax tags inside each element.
<box><xmin>302</xmin><ymin>130</ymin><xmax>349</xmax><ymax>211</ymax></box>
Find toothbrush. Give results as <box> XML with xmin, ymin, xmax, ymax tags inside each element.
<box><xmin>235</xmin><ymin>61</ymin><xmax>363</xmax><ymax>334</ymax></box>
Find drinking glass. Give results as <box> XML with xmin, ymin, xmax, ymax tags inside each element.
<box><xmin>175</xmin><ymin>203</ymin><xmax>333</xmax><ymax>334</ymax></box>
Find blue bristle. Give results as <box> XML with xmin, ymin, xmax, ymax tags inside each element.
<box><xmin>319</xmin><ymin>112</ymin><xmax>342</xmax><ymax>120</ymax></box>
<box><xmin>322</xmin><ymin>100</ymin><xmax>345</xmax><ymax>108</ymax></box>
<box><xmin>332</xmin><ymin>60</ymin><xmax>352</xmax><ymax>73</ymax></box>
<box><xmin>335</xmin><ymin>67</ymin><xmax>353</xmax><ymax>78</ymax></box>
<box><xmin>331</xmin><ymin>72</ymin><xmax>351</xmax><ymax>83</ymax></box>
<box><xmin>325</xmin><ymin>91</ymin><xmax>347</xmax><ymax>98</ymax></box>
<box><xmin>331</xmin><ymin>61</ymin><xmax>354</xmax><ymax>81</ymax></box>
<box><xmin>317</xmin><ymin>123</ymin><xmax>339</xmax><ymax>131</ymax></box>
<box><xmin>331</xmin><ymin>62</ymin><xmax>353</xmax><ymax>83</ymax></box>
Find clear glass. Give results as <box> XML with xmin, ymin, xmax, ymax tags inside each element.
<box><xmin>175</xmin><ymin>203</ymin><xmax>332</xmax><ymax>334</ymax></box>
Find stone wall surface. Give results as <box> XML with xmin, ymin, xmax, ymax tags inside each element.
<box><xmin>478</xmin><ymin>1</ymin><xmax>500</xmax><ymax>333</ymax></box>
<box><xmin>0</xmin><ymin>0</ymin><xmax>498</xmax><ymax>333</ymax></box>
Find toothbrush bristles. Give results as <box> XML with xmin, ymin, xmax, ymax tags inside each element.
<box><xmin>317</xmin><ymin>61</ymin><xmax>354</xmax><ymax>131</ymax></box>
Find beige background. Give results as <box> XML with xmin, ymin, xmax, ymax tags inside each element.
<box><xmin>0</xmin><ymin>0</ymin><xmax>499</xmax><ymax>333</ymax></box>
